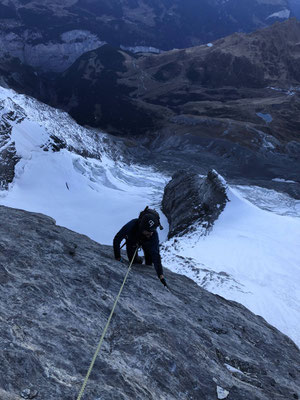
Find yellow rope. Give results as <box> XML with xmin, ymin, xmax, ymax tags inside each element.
<box><xmin>76</xmin><ymin>248</ymin><xmax>138</xmax><ymax>400</ymax></box>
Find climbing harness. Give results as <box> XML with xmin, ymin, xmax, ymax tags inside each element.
<box><xmin>76</xmin><ymin>247</ymin><xmax>138</xmax><ymax>400</ymax></box>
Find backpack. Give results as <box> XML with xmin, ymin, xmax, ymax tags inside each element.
<box><xmin>138</xmin><ymin>206</ymin><xmax>163</xmax><ymax>230</ymax></box>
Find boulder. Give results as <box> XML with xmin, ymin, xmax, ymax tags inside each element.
<box><xmin>0</xmin><ymin>99</ymin><xmax>24</xmax><ymax>190</ymax></box>
<box><xmin>162</xmin><ymin>170</ymin><xmax>229</xmax><ymax>238</ymax></box>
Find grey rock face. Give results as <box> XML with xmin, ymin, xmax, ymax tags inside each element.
<box><xmin>0</xmin><ymin>98</ymin><xmax>24</xmax><ymax>190</ymax></box>
<box><xmin>1</xmin><ymin>205</ymin><xmax>299</xmax><ymax>399</ymax></box>
<box><xmin>0</xmin><ymin>30</ymin><xmax>105</xmax><ymax>72</ymax></box>
<box><xmin>162</xmin><ymin>170</ymin><xmax>229</xmax><ymax>239</ymax></box>
<box><xmin>286</xmin><ymin>140</ymin><xmax>300</xmax><ymax>159</ymax></box>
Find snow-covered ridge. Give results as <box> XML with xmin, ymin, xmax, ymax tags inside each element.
<box><xmin>233</xmin><ymin>184</ymin><xmax>300</xmax><ymax>217</ymax></box>
<box><xmin>267</xmin><ymin>9</ymin><xmax>291</xmax><ymax>20</ymax></box>
<box><xmin>268</xmin><ymin>86</ymin><xmax>300</xmax><ymax>96</ymax></box>
<box><xmin>120</xmin><ymin>45</ymin><xmax>163</xmax><ymax>54</ymax></box>
<box><xmin>0</xmin><ymin>86</ymin><xmax>117</xmax><ymax>160</ymax></box>
<box><xmin>0</xmin><ymin>86</ymin><xmax>168</xmax><ymax>243</ymax></box>
<box><xmin>272</xmin><ymin>177</ymin><xmax>297</xmax><ymax>183</ymax></box>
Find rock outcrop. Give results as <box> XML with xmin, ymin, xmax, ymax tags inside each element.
<box><xmin>162</xmin><ymin>170</ymin><xmax>229</xmax><ymax>238</ymax></box>
<box><xmin>0</xmin><ymin>30</ymin><xmax>105</xmax><ymax>73</ymax></box>
<box><xmin>0</xmin><ymin>98</ymin><xmax>24</xmax><ymax>190</ymax></box>
<box><xmin>0</xmin><ymin>205</ymin><xmax>299</xmax><ymax>399</ymax></box>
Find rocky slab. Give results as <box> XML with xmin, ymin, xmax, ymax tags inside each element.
<box><xmin>0</xmin><ymin>205</ymin><xmax>299</xmax><ymax>399</ymax></box>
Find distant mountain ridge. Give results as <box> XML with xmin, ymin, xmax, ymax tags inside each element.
<box><xmin>1</xmin><ymin>5</ymin><xmax>300</xmax><ymax>193</ymax></box>
<box><xmin>42</xmin><ymin>18</ymin><xmax>300</xmax><ymax>186</ymax></box>
<box><xmin>50</xmin><ymin>19</ymin><xmax>300</xmax><ymax>155</ymax></box>
<box><xmin>0</xmin><ymin>0</ymin><xmax>295</xmax><ymax>72</ymax></box>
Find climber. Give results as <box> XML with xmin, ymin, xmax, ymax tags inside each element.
<box><xmin>113</xmin><ymin>207</ymin><xmax>167</xmax><ymax>287</ymax></box>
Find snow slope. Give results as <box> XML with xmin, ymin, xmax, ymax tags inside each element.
<box><xmin>0</xmin><ymin>85</ymin><xmax>299</xmax><ymax>347</ymax></box>
<box><xmin>0</xmin><ymin>86</ymin><xmax>169</xmax><ymax>244</ymax></box>
<box><xmin>161</xmin><ymin>185</ymin><xmax>300</xmax><ymax>346</ymax></box>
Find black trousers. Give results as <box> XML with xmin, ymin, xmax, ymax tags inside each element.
<box><xmin>126</xmin><ymin>241</ymin><xmax>152</xmax><ymax>265</ymax></box>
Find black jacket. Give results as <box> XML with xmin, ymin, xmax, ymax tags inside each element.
<box><xmin>113</xmin><ymin>218</ymin><xmax>163</xmax><ymax>277</ymax></box>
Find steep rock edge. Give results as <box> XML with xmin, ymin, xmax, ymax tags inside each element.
<box><xmin>162</xmin><ymin>170</ymin><xmax>229</xmax><ymax>239</ymax></box>
<box><xmin>0</xmin><ymin>100</ymin><xmax>24</xmax><ymax>190</ymax></box>
<box><xmin>0</xmin><ymin>205</ymin><xmax>299</xmax><ymax>400</ymax></box>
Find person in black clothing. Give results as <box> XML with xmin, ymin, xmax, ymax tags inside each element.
<box><xmin>113</xmin><ymin>208</ymin><xmax>167</xmax><ymax>286</ymax></box>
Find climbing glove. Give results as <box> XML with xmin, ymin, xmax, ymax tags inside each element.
<box><xmin>160</xmin><ymin>277</ymin><xmax>167</xmax><ymax>287</ymax></box>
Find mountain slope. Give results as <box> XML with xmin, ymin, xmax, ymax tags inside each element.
<box><xmin>0</xmin><ymin>205</ymin><xmax>299</xmax><ymax>399</ymax></box>
<box><xmin>1</xmin><ymin>19</ymin><xmax>300</xmax><ymax>190</ymax></box>
<box><xmin>55</xmin><ymin>18</ymin><xmax>300</xmax><ymax>133</ymax></box>
<box><xmin>0</xmin><ymin>85</ymin><xmax>168</xmax><ymax>244</ymax></box>
<box><xmin>0</xmin><ymin>85</ymin><xmax>299</xmax><ymax>349</ymax></box>
<box><xmin>47</xmin><ymin>19</ymin><xmax>300</xmax><ymax>187</ymax></box>
<box><xmin>0</xmin><ymin>0</ymin><xmax>294</xmax><ymax>72</ymax></box>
